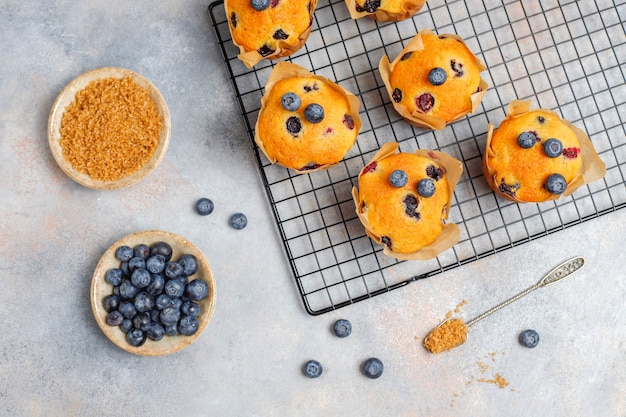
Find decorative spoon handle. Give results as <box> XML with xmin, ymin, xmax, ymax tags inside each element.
<box><xmin>465</xmin><ymin>256</ymin><xmax>585</xmax><ymax>328</ymax></box>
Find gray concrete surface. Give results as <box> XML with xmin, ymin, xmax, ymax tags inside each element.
<box><xmin>1</xmin><ymin>1</ymin><xmax>624</xmax><ymax>416</ymax></box>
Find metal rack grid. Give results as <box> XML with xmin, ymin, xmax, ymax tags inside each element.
<box><xmin>209</xmin><ymin>0</ymin><xmax>626</xmax><ymax>315</ymax></box>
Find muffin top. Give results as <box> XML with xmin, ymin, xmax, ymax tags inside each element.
<box><xmin>354</xmin><ymin>143</ymin><xmax>462</xmax><ymax>259</ymax></box>
<box><xmin>225</xmin><ymin>0</ymin><xmax>316</xmax><ymax>67</ymax></box>
<box><xmin>484</xmin><ymin>109</ymin><xmax>583</xmax><ymax>202</ymax></box>
<box><xmin>255</xmin><ymin>63</ymin><xmax>362</xmax><ymax>172</ymax></box>
<box><xmin>381</xmin><ymin>30</ymin><xmax>487</xmax><ymax>129</ymax></box>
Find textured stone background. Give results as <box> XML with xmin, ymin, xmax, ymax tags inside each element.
<box><xmin>0</xmin><ymin>1</ymin><xmax>624</xmax><ymax>416</ymax></box>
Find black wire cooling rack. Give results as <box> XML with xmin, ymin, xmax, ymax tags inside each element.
<box><xmin>208</xmin><ymin>0</ymin><xmax>626</xmax><ymax>315</ymax></box>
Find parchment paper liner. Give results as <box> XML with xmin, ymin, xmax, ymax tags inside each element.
<box><xmin>345</xmin><ymin>0</ymin><xmax>427</xmax><ymax>22</ymax></box>
<box><xmin>379</xmin><ymin>30</ymin><xmax>488</xmax><ymax>131</ymax></box>
<box><xmin>482</xmin><ymin>100</ymin><xmax>607</xmax><ymax>203</ymax></box>
<box><xmin>352</xmin><ymin>142</ymin><xmax>463</xmax><ymax>261</ymax></box>
<box><xmin>224</xmin><ymin>0</ymin><xmax>319</xmax><ymax>68</ymax></box>
<box><xmin>254</xmin><ymin>61</ymin><xmax>363</xmax><ymax>174</ymax></box>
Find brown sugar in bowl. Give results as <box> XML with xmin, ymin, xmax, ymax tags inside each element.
<box><xmin>48</xmin><ymin>67</ymin><xmax>171</xmax><ymax>190</ymax></box>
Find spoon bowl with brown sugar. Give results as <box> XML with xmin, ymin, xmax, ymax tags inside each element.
<box><xmin>423</xmin><ymin>256</ymin><xmax>585</xmax><ymax>354</ymax></box>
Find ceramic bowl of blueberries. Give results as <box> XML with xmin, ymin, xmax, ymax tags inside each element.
<box><xmin>90</xmin><ymin>230</ymin><xmax>216</xmax><ymax>356</ymax></box>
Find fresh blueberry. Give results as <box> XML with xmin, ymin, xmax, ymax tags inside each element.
<box><xmin>544</xmin><ymin>173</ymin><xmax>567</xmax><ymax>194</ymax></box>
<box><xmin>164</xmin><ymin>324</ymin><xmax>179</xmax><ymax>336</ymax></box>
<box><xmin>171</xmin><ymin>297</ymin><xmax>183</xmax><ymax>311</ymax></box>
<box><xmin>105</xmin><ymin>268</ymin><xmax>123</xmax><ymax>286</ymax></box>
<box><xmin>118</xmin><ymin>280</ymin><xmax>139</xmax><ymax>300</ymax></box>
<box><xmin>178</xmin><ymin>316</ymin><xmax>200</xmax><ymax>336</ymax></box>
<box><xmin>145</xmin><ymin>322</ymin><xmax>165</xmax><ymax>342</ymax></box>
<box><xmin>333</xmin><ymin>319</ymin><xmax>352</xmax><ymax>338</ymax></box>
<box><xmin>134</xmin><ymin>291</ymin><xmax>155</xmax><ymax>313</ymax></box>
<box><xmin>164</xmin><ymin>261</ymin><xmax>184</xmax><ymax>280</ymax></box>
<box><xmin>155</xmin><ymin>294</ymin><xmax>174</xmax><ymax>310</ymax></box>
<box><xmin>133</xmin><ymin>244</ymin><xmax>151</xmax><ymax>260</ymax></box>
<box><xmin>519</xmin><ymin>329</ymin><xmax>540</xmax><ymax>348</ymax></box>
<box><xmin>389</xmin><ymin>170</ymin><xmax>408</xmax><ymax>188</ymax></box>
<box><xmin>131</xmin><ymin>268</ymin><xmax>152</xmax><ymax>289</ymax></box>
<box><xmin>115</xmin><ymin>245</ymin><xmax>134</xmax><ymax>262</ymax></box>
<box><xmin>165</xmin><ymin>278</ymin><xmax>185</xmax><ymax>298</ymax></box>
<box><xmin>146</xmin><ymin>274</ymin><xmax>165</xmax><ymax>296</ymax></box>
<box><xmin>303</xmin><ymin>360</ymin><xmax>323</xmax><ymax>378</ymax></box>
<box><xmin>362</xmin><ymin>357</ymin><xmax>384</xmax><ymax>379</ymax></box>
<box><xmin>126</xmin><ymin>328</ymin><xmax>146</xmax><ymax>347</ymax></box>
<box><xmin>150</xmin><ymin>308</ymin><xmax>160</xmax><ymax>323</ymax></box>
<box><xmin>179</xmin><ymin>254</ymin><xmax>198</xmax><ymax>277</ymax></box>
<box><xmin>181</xmin><ymin>301</ymin><xmax>201</xmax><ymax>317</ymax></box>
<box><xmin>196</xmin><ymin>198</ymin><xmax>214</xmax><ymax>216</ymax></box>
<box><xmin>175</xmin><ymin>275</ymin><xmax>189</xmax><ymax>287</ymax></box>
<box><xmin>119</xmin><ymin>261</ymin><xmax>131</xmax><ymax>277</ymax></box>
<box><xmin>120</xmin><ymin>319</ymin><xmax>133</xmax><ymax>334</ymax></box>
<box><xmin>132</xmin><ymin>312</ymin><xmax>151</xmax><ymax>331</ymax></box>
<box><xmin>543</xmin><ymin>138</ymin><xmax>563</xmax><ymax>158</ymax></box>
<box><xmin>106</xmin><ymin>310</ymin><xmax>124</xmax><ymax>327</ymax></box>
<box><xmin>150</xmin><ymin>241</ymin><xmax>173</xmax><ymax>262</ymax></box>
<box><xmin>281</xmin><ymin>92</ymin><xmax>301</xmax><ymax>111</ymax></box>
<box><xmin>517</xmin><ymin>131</ymin><xmax>537</xmax><ymax>149</ymax></box>
<box><xmin>417</xmin><ymin>178</ymin><xmax>436</xmax><ymax>198</ymax></box>
<box><xmin>128</xmin><ymin>256</ymin><xmax>146</xmax><ymax>272</ymax></box>
<box><xmin>118</xmin><ymin>301</ymin><xmax>137</xmax><ymax>319</ymax></box>
<box><xmin>160</xmin><ymin>307</ymin><xmax>181</xmax><ymax>326</ymax></box>
<box><xmin>250</xmin><ymin>0</ymin><xmax>270</xmax><ymax>11</ymax></box>
<box><xmin>146</xmin><ymin>255</ymin><xmax>166</xmax><ymax>274</ymax></box>
<box><xmin>428</xmin><ymin>67</ymin><xmax>447</xmax><ymax>86</ymax></box>
<box><xmin>102</xmin><ymin>294</ymin><xmax>120</xmax><ymax>313</ymax></box>
<box><xmin>230</xmin><ymin>213</ymin><xmax>248</xmax><ymax>230</ymax></box>
<box><xmin>185</xmin><ymin>279</ymin><xmax>209</xmax><ymax>301</ymax></box>
<box><xmin>304</xmin><ymin>103</ymin><xmax>324</xmax><ymax>124</ymax></box>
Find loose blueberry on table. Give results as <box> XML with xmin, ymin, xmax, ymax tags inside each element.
<box><xmin>519</xmin><ymin>329</ymin><xmax>540</xmax><ymax>348</ymax></box>
<box><xmin>362</xmin><ymin>357</ymin><xmax>384</xmax><ymax>379</ymax></box>
<box><xmin>333</xmin><ymin>319</ymin><xmax>352</xmax><ymax>338</ymax></box>
<box><xmin>303</xmin><ymin>360</ymin><xmax>323</xmax><ymax>378</ymax></box>
<box><xmin>230</xmin><ymin>213</ymin><xmax>248</xmax><ymax>230</ymax></box>
<box><xmin>195</xmin><ymin>198</ymin><xmax>214</xmax><ymax>216</ymax></box>
<box><xmin>103</xmin><ymin>242</ymin><xmax>210</xmax><ymax>347</ymax></box>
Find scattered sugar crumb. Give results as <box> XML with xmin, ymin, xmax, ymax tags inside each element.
<box><xmin>478</xmin><ymin>373</ymin><xmax>510</xmax><ymax>389</ymax></box>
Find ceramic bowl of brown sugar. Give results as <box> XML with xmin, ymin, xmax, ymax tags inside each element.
<box><xmin>48</xmin><ymin>67</ymin><xmax>171</xmax><ymax>190</ymax></box>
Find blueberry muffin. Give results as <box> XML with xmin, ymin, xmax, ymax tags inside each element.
<box><xmin>352</xmin><ymin>142</ymin><xmax>462</xmax><ymax>260</ymax></box>
<box><xmin>483</xmin><ymin>100</ymin><xmax>606</xmax><ymax>203</ymax></box>
<box><xmin>379</xmin><ymin>30</ymin><xmax>488</xmax><ymax>130</ymax></box>
<box><xmin>254</xmin><ymin>62</ymin><xmax>362</xmax><ymax>173</ymax></box>
<box><xmin>346</xmin><ymin>0</ymin><xmax>427</xmax><ymax>22</ymax></box>
<box><xmin>225</xmin><ymin>0</ymin><xmax>318</xmax><ymax>68</ymax></box>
